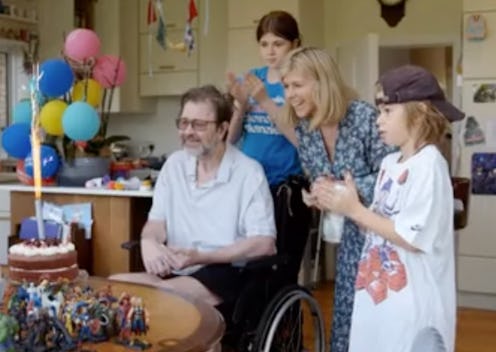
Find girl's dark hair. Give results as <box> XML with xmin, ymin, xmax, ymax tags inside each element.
<box><xmin>256</xmin><ymin>10</ymin><xmax>301</xmax><ymax>45</ymax></box>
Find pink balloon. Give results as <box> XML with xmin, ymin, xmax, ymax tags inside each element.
<box><xmin>64</xmin><ymin>28</ymin><xmax>101</xmax><ymax>62</ymax></box>
<box><xmin>92</xmin><ymin>55</ymin><xmax>127</xmax><ymax>88</ymax></box>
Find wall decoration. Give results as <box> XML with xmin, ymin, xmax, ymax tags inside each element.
<box><xmin>377</xmin><ymin>0</ymin><xmax>407</xmax><ymax>27</ymax></box>
<box><xmin>473</xmin><ymin>83</ymin><xmax>496</xmax><ymax>103</ymax></box>
<box><xmin>471</xmin><ymin>153</ymin><xmax>496</xmax><ymax>195</ymax></box>
<box><xmin>464</xmin><ymin>116</ymin><xmax>485</xmax><ymax>146</ymax></box>
<box><xmin>465</xmin><ymin>14</ymin><xmax>487</xmax><ymax>41</ymax></box>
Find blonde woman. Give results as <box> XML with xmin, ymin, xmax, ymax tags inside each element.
<box><xmin>279</xmin><ymin>47</ymin><xmax>394</xmax><ymax>352</ymax></box>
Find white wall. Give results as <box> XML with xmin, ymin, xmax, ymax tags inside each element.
<box><xmin>324</xmin><ymin>0</ymin><xmax>462</xmax><ymax>47</ymax></box>
<box><xmin>107</xmin><ymin>97</ymin><xmax>180</xmax><ymax>156</ymax></box>
<box><xmin>105</xmin><ymin>0</ymin><xmax>465</xmax><ymax>156</ymax></box>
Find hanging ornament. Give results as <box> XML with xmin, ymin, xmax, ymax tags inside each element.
<box><xmin>184</xmin><ymin>0</ymin><xmax>199</xmax><ymax>56</ymax></box>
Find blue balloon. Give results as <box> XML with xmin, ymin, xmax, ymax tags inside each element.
<box><xmin>24</xmin><ymin>145</ymin><xmax>60</xmax><ymax>178</ymax></box>
<box><xmin>12</xmin><ymin>100</ymin><xmax>32</xmax><ymax>124</ymax></box>
<box><xmin>39</xmin><ymin>59</ymin><xmax>74</xmax><ymax>97</ymax></box>
<box><xmin>1</xmin><ymin>123</ymin><xmax>31</xmax><ymax>159</ymax></box>
<box><xmin>62</xmin><ymin>101</ymin><xmax>100</xmax><ymax>141</ymax></box>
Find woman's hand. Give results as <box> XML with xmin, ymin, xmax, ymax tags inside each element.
<box><xmin>301</xmin><ymin>188</ymin><xmax>318</xmax><ymax>208</ymax></box>
<box><xmin>313</xmin><ymin>172</ymin><xmax>361</xmax><ymax>216</ymax></box>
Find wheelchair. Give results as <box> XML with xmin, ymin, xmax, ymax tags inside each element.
<box><xmin>121</xmin><ymin>179</ymin><xmax>326</xmax><ymax>351</ymax></box>
<box><xmin>215</xmin><ymin>178</ymin><xmax>326</xmax><ymax>351</ymax></box>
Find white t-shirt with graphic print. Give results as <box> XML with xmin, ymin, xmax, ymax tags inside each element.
<box><xmin>348</xmin><ymin>145</ymin><xmax>456</xmax><ymax>352</ymax></box>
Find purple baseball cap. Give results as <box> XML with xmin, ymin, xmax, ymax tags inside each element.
<box><xmin>376</xmin><ymin>65</ymin><xmax>465</xmax><ymax>122</ymax></box>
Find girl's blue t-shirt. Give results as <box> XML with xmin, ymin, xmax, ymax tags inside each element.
<box><xmin>240</xmin><ymin>66</ymin><xmax>302</xmax><ymax>187</ymax></box>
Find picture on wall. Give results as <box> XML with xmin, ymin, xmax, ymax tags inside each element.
<box><xmin>471</xmin><ymin>152</ymin><xmax>496</xmax><ymax>195</ymax></box>
<box><xmin>464</xmin><ymin>116</ymin><xmax>485</xmax><ymax>146</ymax></box>
<box><xmin>473</xmin><ymin>83</ymin><xmax>496</xmax><ymax>103</ymax></box>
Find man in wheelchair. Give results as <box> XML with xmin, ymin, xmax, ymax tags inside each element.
<box><xmin>109</xmin><ymin>84</ymin><xmax>276</xmax><ymax>310</ymax></box>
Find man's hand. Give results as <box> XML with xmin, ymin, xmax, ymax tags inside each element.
<box><xmin>169</xmin><ymin>247</ymin><xmax>203</xmax><ymax>270</ymax></box>
<box><xmin>141</xmin><ymin>238</ymin><xmax>178</xmax><ymax>276</ymax></box>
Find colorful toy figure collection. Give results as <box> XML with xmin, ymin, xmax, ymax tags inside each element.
<box><xmin>0</xmin><ymin>280</ymin><xmax>151</xmax><ymax>351</ymax></box>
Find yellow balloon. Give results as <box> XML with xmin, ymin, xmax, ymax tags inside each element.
<box><xmin>72</xmin><ymin>79</ymin><xmax>103</xmax><ymax>107</ymax></box>
<box><xmin>40</xmin><ymin>100</ymin><xmax>68</xmax><ymax>136</ymax></box>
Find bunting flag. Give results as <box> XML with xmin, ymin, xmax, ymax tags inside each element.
<box><xmin>184</xmin><ymin>0</ymin><xmax>198</xmax><ymax>56</ymax></box>
<box><xmin>152</xmin><ymin>0</ymin><xmax>167</xmax><ymax>50</ymax></box>
<box><xmin>188</xmin><ymin>0</ymin><xmax>198</xmax><ymax>21</ymax></box>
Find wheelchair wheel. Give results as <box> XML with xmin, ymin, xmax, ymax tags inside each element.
<box><xmin>251</xmin><ymin>285</ymin><xmax>325</xmax><ymax>352</ymax></box>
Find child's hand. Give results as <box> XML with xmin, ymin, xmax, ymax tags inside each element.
<box><xmin>226</xmin><ymin>71</ymin><xmax>249</xmax><ymax>107</ymax></box>
<box><xmin>313</xmin><ymin>172</ymin><xmax>360</xmax><ymax>215</ymax></box>
<box><xmin>244</xmin><ymin>73</ymin><xmax>270</xmax><ymax>105</ymax></box>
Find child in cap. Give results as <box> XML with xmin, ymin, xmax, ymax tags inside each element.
<box><xmin>312</xmin><ymin>65</ymin><xmax>464</xmax><ymax>352</ymax></box>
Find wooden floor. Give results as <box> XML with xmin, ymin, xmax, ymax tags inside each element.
<box><xmin>304</xmin><ymin>281</ymin><xmax>496</xmax><ymax>352</ymax></box>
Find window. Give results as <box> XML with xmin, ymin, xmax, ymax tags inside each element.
<box><xmin>0</xmin><ymin>41</ymin><xmax>30</xmax><ymax>129</ymax></box>
<box><xmin>0</xmin><ymin>52</ymin><xmax>7</xmax><ymax>128</ymax></box>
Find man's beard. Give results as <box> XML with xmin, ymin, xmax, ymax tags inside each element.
<box><xmin>183</xmin><ymin>145</ymin><xmax>206</xmax><ymax>157</ymax></box>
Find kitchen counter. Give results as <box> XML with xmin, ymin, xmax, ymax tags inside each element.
<box><xmin>4</xmin><ymin>184</ymin><xmax>153</xmax><ymax>276</ymax></box>
<box><xmin>0</xmin><ymin>183</ymin><xmax>154</xmax><ymax>197</ymax></box>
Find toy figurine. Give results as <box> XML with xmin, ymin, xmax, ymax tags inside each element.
<box><xmin>116</xmin><ymin>292</ymin><xmax>132</xmax><ymax>342</ymax></box>
<box><xmin>0</xmin><ymin>313</ymin><xmax>19</xmax><ymax>352</ymax></box>
<box><xmin>3</xmin><ymin>281</ymin><xmax>153</xmax><ymax>351</ymax></box>
<box><xmin>126</xmin><ymin>296</ymin><xmax>151</xmax><ymax>349</ymax></box>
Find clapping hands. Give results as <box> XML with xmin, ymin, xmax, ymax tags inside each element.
<box><xmin>226</xmin><ymin>72</ymin><xmax>270</xmax><ymax>107</ymax></box>
<box><xmin>303</xmin><ymin>172</ymin><xmax>360</xmax><ymax>216</ymax></box>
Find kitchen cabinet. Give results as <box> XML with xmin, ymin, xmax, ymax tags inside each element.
<box><xmin>0</xmin><ymin>13</ymin><xmax>37</xmax><ymax>42</ymax></box>
<box><xmin>227</xmin><ymin>0</ymin><xmax>298</xmax><ymax>29</ymax></box>
<box><xmin>138</xmin><ymin>0</ymin><xmax>227</xmax><ymax>96</ymax></box>
<box><xmin>138</xmin><ymin>27</ymin><xmax>198</xmax><ymax>96</ymax></box>
<box><xmin>0</xmin><ymin>189</ymin><xmax>11</xmax><ymax>265</ymax></box>
<box><xmin>6</xmin><ymin>186</ymin><xmax>153</xmax><ymax>277</ymax></box>
<box><xmin>138</xmin><ymin>0</ymin><xmax>197</xmax><ymax>33</ymax></box>
<box><xmin>226</xmin><ymin>0</ymin><xmax>324</xmax><ymax>73</ymax></box>
<box><xmin>93</xmin><ymin>0</ymin><xmax>155</xmax><ymax>113</ymax></box>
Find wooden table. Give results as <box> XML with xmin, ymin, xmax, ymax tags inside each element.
<box><xmin>1</xmin><ymin>270</ymin><xmax>225</xmax><ymax>352</ymax></box>
<box><xmin>84</xmin><ymin>277</ymin><xmax>225</xmax><ymax>352</ymax></box>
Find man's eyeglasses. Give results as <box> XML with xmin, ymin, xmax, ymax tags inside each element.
<box><xmin>175</xmin><ymin>118</ymin><xmax>217</xmax><ymax>131</ymax></box>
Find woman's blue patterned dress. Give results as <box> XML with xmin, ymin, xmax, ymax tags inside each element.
<box><xmin>295</xmin><ymin>100</ymin><xmax>394</xmax><ymax>352</ymax></box>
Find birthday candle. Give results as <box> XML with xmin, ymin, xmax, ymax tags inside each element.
<box><xmin>30</xmin><ymin>63</ymin><xmax>45</xmax><ymax>240</ymax></box>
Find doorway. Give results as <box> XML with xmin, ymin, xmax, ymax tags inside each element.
<box><xmin>379</xmin><ymin>45</ymin><xmax>454</xmax><ymax>101</ymax></box>
<box><xmin>380</xmin><ymin>44</ymin><xmax>454</xmax><ymax>167</ymax></box>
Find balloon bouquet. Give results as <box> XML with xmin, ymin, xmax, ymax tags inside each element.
<box><xmin>1</xmin><ymin>28</ymin><xmax>128</xmax><ymax>186</ymax></box>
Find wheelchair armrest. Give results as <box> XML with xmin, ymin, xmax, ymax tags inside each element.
<box><xmin>121</xmin><ymin>241</ymin><xmax>288</xmax><ymax>272</ymax></box>
<box><xmin>121</xmin><ymin>240</ymin><xmax>140</xmax><ymax>250</ymax></box>
<box><xmin>235</xmin><ymin>254</ymin><xmax>289</xmax><ymax>272</ymax></box>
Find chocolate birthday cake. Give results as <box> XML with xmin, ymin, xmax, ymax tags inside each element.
<box><xmin>8</xmin><ymin>239</ymin><xmax>79</xmax><ymax>283</ymax></box>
